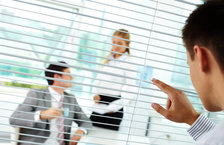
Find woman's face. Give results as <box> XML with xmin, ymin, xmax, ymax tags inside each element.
<box><xmin>111</xmin><ymin>35</ymin><xmax>128</xmax><ymax>54</ymax></box>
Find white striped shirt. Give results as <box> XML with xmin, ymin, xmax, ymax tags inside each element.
<box><xmin>187</xmin><ymin>114</ymin><xmax>224</xmax><ymax>145</ymax></box>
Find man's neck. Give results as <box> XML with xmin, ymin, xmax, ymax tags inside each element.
<box><xmin>210</xmin><ymin>67</ymin><xmax>224</xmax><ymax>110</ymax></box>
<box><xmin>51</xmin><ymin>86</ymin><xmax>64</xmax><ymax>95</ymax></box>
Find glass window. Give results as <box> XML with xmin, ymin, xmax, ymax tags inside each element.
<box><xmin>0</xmin><ymin>0</ymin><xmax>78</xmax><ymax>84</ymax></box>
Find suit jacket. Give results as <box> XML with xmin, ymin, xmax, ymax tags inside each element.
<box><xmin>10</xmin><ymin>88</ymin><xmax>92</xmax><ymax>145</ymax></box>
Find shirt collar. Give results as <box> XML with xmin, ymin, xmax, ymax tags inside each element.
<box><xmin>48</xmin><ymin>87</ymin><xmax>63</xmax><ymax>101</ymax></box>
<box><xmin>111</xmin><ymin>52</ymin><xmax>129</xmax><ymax>61</ymax></box>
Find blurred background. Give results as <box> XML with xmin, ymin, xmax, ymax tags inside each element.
<box><xmin>0</xmin><ymin>0</ymin><xmax>223</xmax><ymax>145</ymax></box>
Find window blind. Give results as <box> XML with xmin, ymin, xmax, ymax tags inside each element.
<box><xmin>0</xmin><ymin>0</ymin><xmax>223</xmax><ymax>145</ymax></box>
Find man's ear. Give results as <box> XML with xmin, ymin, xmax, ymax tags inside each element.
<box><xmin>54</xmin><ymin>73</ymin><xmax>61</xmax><ymax>79</ymax></box>
<box><xmin>193</xmin><ymin>45</ymin><xmax>209</xmax><ymax>72</ymax></box>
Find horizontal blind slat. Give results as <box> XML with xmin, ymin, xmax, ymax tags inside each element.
<box><xmin>1</xmin><ymin>114</ymin><xmax>194</xmax><ymax>136</ymax></box>
<box><xmin>86</xmin><ymin>0</ymin><xmax>188</xmax><ymax>20</ymax></box>
<box><xmin>0</xmin><ymin>17</ymin><xmax>187</xmax><ymax>57</ymax></box>
<box><xmin>0</xmin><ymin>44</ymin><xmax>190</xmax><ymax>76</ymax></box>
<box><xmin>0</xmin><ymin>130</ymin><xmax>192</xmax><ymax>145</ymax></box>
<box><xmin>114</xmin><ymin>0</ymin><xmax>188</xmax><ymax>18</ymax></box>
<box><xmin>0</xmin><ymin>59</ymin><xmax>191</xmax><ymax>92</ymax></box>
<box><xmin>0</xmin><ymin>12</ymin><xmax>186</xmax><ymax>50</ymax></box>
<box><xmin>0</xmin><ymin>90</ymin><xmax>203</xmax><ymax>118</ymax></box>
<box><xmin>0</xmin><ymin>59</ymin><xmax>197</xmax><ymax>95</ymax></box>
<box><xmin>0</xmin><ymin>68</ymin><xmax>200</xmax><ymax>102</ymax></box>
<box><xmin>0</xmin><ymin>4</ymin><xmax>183</xmax><ymax>40</ymax></box>
<box><xmin>0</xmin><ymin>32</ymin><xmax>188</xmax><ymax>69</ymax></box>
<box><xmin>10</xmin><ymin>0</ymin><xmax>168</xmax><ymax>32</ymax></box>
<box><xmin>0</xmin><ymin>122</ymin><xmax>192</xmax><ymax>139</ymax></box>
<box><xmin>1</xmin><ymin>114</ymin><xmax>193</xmax><ymax>140</ymax></box>
<box><xmin>0</xmin><ymin>68</ymin><xmax>198</xmax><ymax>102</ymax></box>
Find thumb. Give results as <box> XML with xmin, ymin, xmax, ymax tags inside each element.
<box><xmin>151</xmin><ymin>103</ymin><xmax>168</xmax><ymax>117</ymax></box>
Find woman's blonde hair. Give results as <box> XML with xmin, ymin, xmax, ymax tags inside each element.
<box><xmin>104</xmin><ymin>29</ymin><xmax>130</xmax><ymax>64</ymax></box>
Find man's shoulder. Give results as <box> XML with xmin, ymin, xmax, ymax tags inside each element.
<box><xmin>213</xmin><ymin>121</ymin><xmax>224</xmax><ymax>139</ymax></box>
<box><xmin>64</xmin><ymin>91</ymin><xmax>77</xmax><ymax>102</ymax></box>
<box><xmin>27</xmin><ymin>88</ymin><xmax>48</xmax><ymax>98</ymax></box>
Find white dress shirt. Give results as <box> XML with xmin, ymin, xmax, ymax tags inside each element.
<box><xmin>188</xmin><ymin>114</ymin><xmax>224</xmax><ymax>145</ymax></box>
<box><xmin>92</xmin><ymin>53</ymin><xmax>138</xmax><ymax>113</ymax></box>
<box><xmin>34</xmin><ymin>87</ymin><xmax>86</xmax><ymax>144</ymax></box>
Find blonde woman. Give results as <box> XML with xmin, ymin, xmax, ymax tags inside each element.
<box><xmin>90</xmin><ymin>29</ymin><xmax>137</xmax><ymax>130</ymax></box>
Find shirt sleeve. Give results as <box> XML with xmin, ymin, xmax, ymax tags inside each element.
<box><xmin>187</xmin><ymin>114</ymin><xmax>216</xmax><ymax>141</ymax></box>
<box><xmin>106</xmin><ymin>99</ymin><xmax>123</xmax><ymax>112</ymax></box>
<box><xmin>34</xmin><ymin>111</ymin><xmax>41</xmax><ymax>122</ymax></box>
<box><xmin>78</xmin><ymin>128</ymin><xmax>87</xmax><ymax>135</ymax></box>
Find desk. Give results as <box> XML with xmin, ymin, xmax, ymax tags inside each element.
<box><xmin>78</xmin><ymin>127</ymin><xmax>150</xmax><ymax>145</ymax></box>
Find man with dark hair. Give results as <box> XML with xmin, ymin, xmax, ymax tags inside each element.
<box><xmin>45</xmin><ymin>61</ymin><xmax>68</xmax><ymax>86</ymax></box>
<box><xmin>10</xmin><ymin>61</ymin><xmax>92</xmax><ymax>145</ymax></box>
<box><xmin>151</xmin><ymin>0</ymin><xmax>224</xmax><ymax>144</ymax></box>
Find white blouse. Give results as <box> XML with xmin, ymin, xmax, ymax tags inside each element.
<box><xmin>92</xmin><ymin>53</ymin><xmax>138</xmax><ymax>112</ymax></box>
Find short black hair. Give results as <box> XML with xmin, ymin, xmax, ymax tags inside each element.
<box><xmin>45</xmin><ymin>61</ymin><xmax>68</xmax><ymax>85</ymax></box>
<box><xmin>182</xmin><ymin>0</ymin><xmax>224</xmax><ymax>70</ymax></box>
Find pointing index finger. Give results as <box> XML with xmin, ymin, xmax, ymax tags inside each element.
<box><xmin>152</xmin><ymin>78</ymin><xmax>175</xmax><ymax>96</ymax></box>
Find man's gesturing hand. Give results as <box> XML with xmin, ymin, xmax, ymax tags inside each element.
<box><xmin>40</xmin><ymin>107</ymin><xmax>63</xmax><ymax>120</ymax></box>
<box><xmin>151</xmin><ymin>78</ymin><xmax>199</xmax><ymax>125</ymax></box>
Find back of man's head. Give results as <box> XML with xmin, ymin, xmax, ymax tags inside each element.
<box><xmin>45</xmin><ymin>61</ymin><xmax>68</xmax><ymax>85</ymax></box>
<box><xmin>182</xmin><ymin>0</ymin><xmax>224</xmax><ymax>71</ymax></box>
